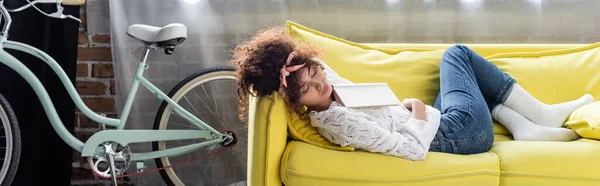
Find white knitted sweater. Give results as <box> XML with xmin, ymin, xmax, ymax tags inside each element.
<box><xmin>309</xmin><ymin>59</ymin><xmax>442</xmax><ymax>161</ymax></box>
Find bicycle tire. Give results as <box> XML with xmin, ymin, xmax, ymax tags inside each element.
<box><xmin>0</xmin><ymin>93</ymin><xmax>21</xmax><ymax>186</ymax></box>
<box><xmin>152</xmin><ymin>66</ymin><xmax>247</xmax><ymax>186</ymax></box>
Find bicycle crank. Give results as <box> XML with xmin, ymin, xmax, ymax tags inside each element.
<box><xmin>87</xmin><ymin>142</ymin><xmax>132</xmax><ymax>179</ymax></box>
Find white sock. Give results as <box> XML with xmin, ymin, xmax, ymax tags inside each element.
<box><xmin>503</xmin><ymin>84</ymin><xmax>594</xmax><ymax>128</ymax></box>
<box><xmin>492</xmin><ymin>104</ymin><xmax>579</xmax><ymax>141</ymax></box>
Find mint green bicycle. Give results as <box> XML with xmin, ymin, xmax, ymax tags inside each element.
<box><xmin>0</xmin><ymin>0</ymin><xmax>247</xmax><ymax>186</ymax></box>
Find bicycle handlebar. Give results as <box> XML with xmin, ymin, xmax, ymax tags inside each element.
<box><xmin>0</xmin><ymin>0</ymin><xmax>84</xmax><ymax>37</ymax></box>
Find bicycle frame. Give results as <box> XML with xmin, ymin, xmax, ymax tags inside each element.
<box><xmin>0</xmin><ymin>35</ymin><xmax>228</xmax><ymax>160</ymax></box>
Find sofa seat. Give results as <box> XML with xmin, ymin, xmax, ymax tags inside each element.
<box><xmin>280</xmin><ymin>136</ymin><xmax>600</xmax><ymax>186</ymax></box>
<box><xmin>281</xmin><ymin>141</ymin><xmax>501</xmax><ymax>186</ymax></box>
<box><xmin>491</xmin><ymin>139</ymin><xmax>600</xmax><ymax>186</ymax></box>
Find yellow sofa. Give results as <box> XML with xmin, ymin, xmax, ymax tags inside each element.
<box><xmin>247</xmin><ymin>22</ymin><xmax>600</xmax><ymax>186</ymax></box>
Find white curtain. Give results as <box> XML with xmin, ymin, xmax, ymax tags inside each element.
<box><xmin>109</xmin><ymin>0</ymin><xmax>600</xmax><ymax>185</ymax></box>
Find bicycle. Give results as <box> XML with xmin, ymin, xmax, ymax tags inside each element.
<box><xmin>0</xmin><ymin>0</ymin><xmax>247</xmax><ymax>186</ymax></box>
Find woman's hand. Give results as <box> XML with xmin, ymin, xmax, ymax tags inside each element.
<box><xmin>402</xmin><ymin>98</ymin><xmax>416</xmax><ymax>110</ymax></box>
<box><xmin>402</xmin><ymin>98</ymin><xmax>427</xmax><ymax>121</ymax></box>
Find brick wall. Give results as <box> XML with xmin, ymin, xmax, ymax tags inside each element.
<box><xmin>71</xmin><ymin>5</ymin><xmax>130</xmax><ymax>186</ymax></box>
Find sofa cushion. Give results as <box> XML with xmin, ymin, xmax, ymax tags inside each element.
<box><xmin>565</xmin><ymin>101</ymin><xmax>600</xmax><ymax>140</ymax></box>
<box><xmin>287</xmin><ymin>104</ymin><xmax>355</xmax><ymax>151</ymax></box>
<box><xmin>486</xmin><ymin>42</ymin><xmax>600</xmax><ymax>108</ymax></box>
<box><xmin>491</xmin><ymin>139</ymin><xmax>600</xmax><ymax>185</ymax></box>
<box><xmin>281</xmin><ymin>141</ymin><xmax>500</xmax><ymax>186</ymax></box>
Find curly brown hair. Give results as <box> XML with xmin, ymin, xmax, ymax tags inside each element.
<box><xmin>230</xmin><ymin>26</ymin><xmax>323</xmax><ymax>120</ymax></box>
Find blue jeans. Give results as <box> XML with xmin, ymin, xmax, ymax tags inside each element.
<box><xmin>428</xmin><ymin>45</ymin><xmax>516</xmax><ymax>155</ymax></box>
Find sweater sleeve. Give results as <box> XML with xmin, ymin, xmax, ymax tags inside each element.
<box><xmin>313</xmin><ymin>57</ymin><xmax>354</xmax><ymax>85</ymax></box>
<box><xmin>311</xmin><ymin>107</ymin><xmax>429</xmax><ymax>161</ymax></box>
<box><xmin>401</xmin><ymin>105</ymin><xmax>441</xmax><ymax>151</ymax></box>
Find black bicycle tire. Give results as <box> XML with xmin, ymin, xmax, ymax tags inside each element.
<box><xmin>0</xmin><ymin>93</ymin><xmax>21</xmax><ymax>186</ymax></box>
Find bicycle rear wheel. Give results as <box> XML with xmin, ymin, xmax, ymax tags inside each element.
<box><xmin>152</xmin><ymin>66</ymin><xmax>247</xmax><ymax>186</ymax></box>
<box><xmin>0</xmin><ymin>93</ymin><xmax>20</xmax><ymax>186</ymax></box>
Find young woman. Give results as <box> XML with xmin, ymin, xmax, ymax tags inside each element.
<box><xmin>231</xmin><ymin>27</ymin><xmax>593</xmax><ymax>161</ymax></box>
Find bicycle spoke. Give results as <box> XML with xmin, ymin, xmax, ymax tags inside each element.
<box><xmin>223</xmin><ymin>151</ymin><xmax>231</xmax><ymax>184</ymax></box>
<box><xmin>193</xmin><ymin>89</ymin><xmax>227</xmax><ymax>130</ymax></box>
<box><xmin>200</xmin><ymin>83</ymin><xmax>217</xmax><ymax>110</ymax></box>
<box><xmin>208</xmin><ymin>82</ymin><xmax>219</xmax><ymax>121</ymax></box>
<box><xmin>182</xmin><ymin>95</ymin><xmax>218</xmax><ymax>130</ymax></box>
<box><xmin>231</xmin><ymin>148</ymin><xmax>246</xmax><ymax>165</ymax></box>
<box><xmin>199</xmin><ymin>155</ymin><xmax>209</xmax><ymax>182</ymax></box>
<box><xmin>207</xmin><ymin>149</ymin><xmax>218</xmax><ymax>180</ymax></box>
<box><xmin>192</xmin><ymin>90</ymin><xmax>220</xmax><ymax>124</ymax></box>
<box><xmin>170</xmin><ymin>107</ymin><xmax>209</xmax><ymax>130</ymax></box>
<box><xmin>183</xmin><ymin>96</ymin><xmax>203</xmax><ymax>119</ymax></box>
<box><xmin>195</xmin><ymin>87</ymin><xmax>219</xmax><ymax>119</ymax></box>
<box><xmin>167</xmin><ymin>121</ymin><xmax>193</xmax><ymax>129</ymax></box>
<box><xmin>232</xmin><ymin>126</ymin><xmax>248</xmax><ymax>132</ymax></box>
<box><xmin>171</xmin><ymin>110</ymin><xmax>204</xmax><ymax>123</ymax></box>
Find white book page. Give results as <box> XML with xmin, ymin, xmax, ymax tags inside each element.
<box><xmin>333</xmin><ymin>83</ymin><xmax>401</xmax><ymax>108</ymax></box>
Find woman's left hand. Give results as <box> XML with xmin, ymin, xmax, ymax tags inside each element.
<box><xmin>402</xmin><ymin>98</ymin><xmax>427</xmax><ymax>121</ymax></box>
<box><xmin>402</xmin><ymin>98</ymin><xmax>421</xmax><ymax>111</ymax></box>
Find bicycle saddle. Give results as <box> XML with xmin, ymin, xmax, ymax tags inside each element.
<box><xmin>126</xmin><ymin>23</ymin><xmax>187</xmax><ymax>46</ymax></box>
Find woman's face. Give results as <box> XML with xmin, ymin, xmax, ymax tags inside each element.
<box><xmin>297</xmin><ymin>65</ymin><xmax>334</xmax><ymax>110</ymax></box>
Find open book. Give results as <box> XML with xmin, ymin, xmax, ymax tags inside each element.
<box><xmin>333</xmin><ymin>83</ymin><xmax>401</xmax><ymax>108</ymax></box>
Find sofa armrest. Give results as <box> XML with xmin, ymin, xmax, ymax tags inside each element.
<box><xmin>248</xmin><ymin>94</ymin><xmax>289</xmax><ymax>186</ymax></box>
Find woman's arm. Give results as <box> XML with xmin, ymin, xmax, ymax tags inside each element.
<box><xmin>403</xmin><ymin>105</ymin><xmax>441</xmax><ymax>151</ymax></box>
<box><xmin>312</xmin><ymin>107</ymin><xmax>430</xmax><ymax>161</ymax></box>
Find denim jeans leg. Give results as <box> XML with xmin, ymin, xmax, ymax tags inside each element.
<box><xmin>434</xmin><ymin>45</ymin><xmax>498</xmax><ymax>154</ymax></box>
<box><xmin>453</xmin><ymin>45</ymin><xmax>516</xmax><ymax>110</ymax></box>
<box><xmin>433</xmin><ymin>45</ymin><xmax>515</xmax><ymax>111</ymax></box>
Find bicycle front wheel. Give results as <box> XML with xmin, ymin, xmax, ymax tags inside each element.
<box><xmin>0</xmin><ymin>93</ymin><xmax>20</xmax><ymax>186</ymax></box>
<box><xmin>152</xmin><ymin>66</ymin><xmax>247</xmax><ymax>186</ymax></box>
